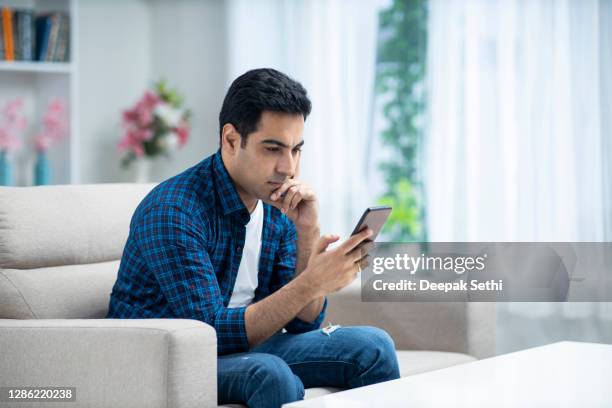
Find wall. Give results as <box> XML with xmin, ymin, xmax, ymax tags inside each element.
<box><xmin>148</xmin><ymin>0</ymin><xmax>228</xmax><ymax>180</ymax></box>
<box><xmin>78</xmin><ymin>0</ymin><xmax>227</xmax><ymax>183</ymax></box>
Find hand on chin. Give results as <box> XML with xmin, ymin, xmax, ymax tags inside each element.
<box><xmin>265</xmin><ymin>179</ymin><xmax>319</xmax><ymax>230</ymax></box>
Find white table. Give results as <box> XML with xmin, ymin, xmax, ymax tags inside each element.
<box><xmin>285</xmin><ymin>341</ymin><xmax>612</xmax><ymax>407</ymax></box>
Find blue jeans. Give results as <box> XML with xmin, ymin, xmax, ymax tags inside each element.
<box><xmin>217</xmin><ymin>326</ymin><xmax>400</xmax><ymax>407</ymax></box>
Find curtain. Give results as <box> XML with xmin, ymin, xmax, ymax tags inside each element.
<box><xmin>426</xmin><ymin>0</ymin><xmax>612</xmax><ymax>353</ymax></box>
<box><xmin>226</xmin><ymin>0</ymin><xmax>385</xmax><ymax>237</ymax></box>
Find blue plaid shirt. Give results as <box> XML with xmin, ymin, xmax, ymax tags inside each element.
<box><xmin>107</xmin><ymin>149</ymin><xmax>327</xmax><ymax>355</ymax></box>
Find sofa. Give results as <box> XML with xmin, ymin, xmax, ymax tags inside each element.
<box><xmin>0</xmin><ymin>184</ymin><xmax>496</xmax><ymax>408</ymax></box>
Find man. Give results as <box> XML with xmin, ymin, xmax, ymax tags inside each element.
<box><xmin>107</xmin><ymin>68</ymin><xmax>400</xmax><ymax>407</ymax></box>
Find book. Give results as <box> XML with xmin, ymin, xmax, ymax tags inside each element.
<box><xmin>0</xmin><ymin>8</ymin><xmax>69</xmax><ymax>63</ymax></box>
<box><xmin>53</xmin><ymin>13</ymin><xmax>69</xmax><ymax>62</ymax></box>
<box><xmin>35</xmin><ymin>14</ymin><xmax>51</xmax><ymax>61</ymax></box>
<box><xmin>16</xmin><ymin>9</ymin><xmax>34</xmax><ymax>61</ymax></box>
<box><xmin>1</xmin><ymin>7</ymin><xmax>14</xmax><ymax>61</ymax></box>
<box><xmin>46</xmin><ymin>13</ymin><xmax>60</xmax><ymax>61</ymax></box>
<box><xmin>12</xmin><ymin>9</ymin><xmax>19</xmax><ymax>60</ymax></box>
<box><xmin>0</xmin><ymin>18</ymin><xmax>4</xmax><ymax>60</ymax></box>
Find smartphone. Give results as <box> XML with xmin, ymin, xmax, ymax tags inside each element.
<box><xmin>351</xmin><ymin>206</ymin><xmax>392</xmax><ymax>242</ymax></box>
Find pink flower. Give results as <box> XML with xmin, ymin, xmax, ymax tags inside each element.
<box><xmin>0</xmin><ymin>128</ymin><xmax>22</xmax><ymax>151</ymax></box>
<box><xmin>122</xmin><ymin>108</ymin><xmax>138</xmax><ymax>128</ymax></box>
<box><xmin>3</xmin><ymin>99</ymin><xmax>23</xmax><ymax>117</ymax></box>
<box><xmin>175</xmin><ymin>120</ymin><xmax>190</xmax><ymax>147</ymax></box>
<box><xmin>14</xmin><ymin>116</ymin><xmax>27</xmax><ymax>130</ymax></box>
<box><xmin>43</xmin><ymin>113</ymin><xmax>67</xmax><ymax>140</ymax></box>
<box><xmin>32</xmin><ymin>98</ymin><xmax>68</xmax><ymax>152</ymax></box>
<box><xmin>47</xmin><ymin>98</ymin><xmax>65</xmax><ymax>114</ymax></box>
<box><xmin>135</xmin><ymin>103</ymin><xmax>154</xmax><ymax>128</ymax></box>
<box><xmin>117</xmin><ymin>128</ymin><xmax>153</xmax><ymax>157</ymax></box>
<box><xmin>33</xmin><ymin>133</ymin><xmax>53</xmax><ymax>152</ymax></box>
<box><xmin>141</xmin><ymin>91</ymin><xmax>160</xmax><ymax>108</ymax></box>
<box><xmin>118</xmin><ymin>134</ymin><xmax>144</xmax><ymax>157</ymax></box>
<box><xmin>122</xmin><ymin>91</ymin><xmax>159</xmax><ymax>129</ymax></box>
<box><xmin>0</xmin><ymin>98</ymin><xmax>27</xmax><ymax>152</ymax></box>
<box><xmin>118</xmin><ymin>83</ymin><xmax>191</xmax><ymax>166</ymax></box>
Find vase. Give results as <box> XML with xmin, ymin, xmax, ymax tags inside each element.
<box><xmin>34</xmin><ymin>151</ymin><xmax>51</xmax><ymax>186</ymax></box>
<box><xmin>134</xmin><ymin>157</ymin><xmax>152</xmax><ymax>183</ymax></box>
<box><xmin>0</xmin><ymin>150</ymin><xmax>12</xmax><ymax>186</ymax></box>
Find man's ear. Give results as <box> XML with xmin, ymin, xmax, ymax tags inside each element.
<box><xmin>221</xmin><ymin>124</ymin><xmax>241</xmax><ymax>154</ymax></box>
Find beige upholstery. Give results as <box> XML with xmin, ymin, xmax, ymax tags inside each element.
<box><xmin>326</xmin><ymin>281</ymin><xmax>496</xmax><ymax>359</ymax></box>
<box><xmin>0</xmin><ymin>184</ymin><xmax>155</xmax><ymax>270</ymax></box>
<box><xmin>0</xmin><ymin>318</ymin><xmax>217</xmax><ymax>408</ymax></box>
<box><xmin>0</xmin><ymin>260</ymin><xmax>119</xmax><ymax>319</ymax></box>
<box><xmin>0</xmin><ymin>184</ymin><xmax>495</xmax><ymax>408</ymax></box>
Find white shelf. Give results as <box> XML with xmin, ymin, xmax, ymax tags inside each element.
<box><xmin>0</xmin><ymin>0</ymin><xmax>78</xmax><ymax>186</ymax></box>
<box><xmin>0</xmin><ymin>61</ymin><xmax>73</xmax><ymax>74</ymax></box>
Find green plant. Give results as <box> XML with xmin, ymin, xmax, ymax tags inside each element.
<box><xmin>374</xmin><ymin>0</ymin><xmax>428</xmax><ymax>241</ymax></box>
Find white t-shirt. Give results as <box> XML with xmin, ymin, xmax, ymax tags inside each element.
<box><xmin>227</xmin><ymin>199</ymin><xmax>264</xmax><ymax>308</ymax></box>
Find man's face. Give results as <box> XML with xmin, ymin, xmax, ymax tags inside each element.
<box><xmin>226</xmin><ymin>111</ymin><xmax>305</xmax><ymax>204</ymax></box>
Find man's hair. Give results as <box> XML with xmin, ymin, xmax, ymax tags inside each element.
<box><xmin>219</xmin><ymin>68</ymin><xmax>312</xmax><ymax>147</ymax></box>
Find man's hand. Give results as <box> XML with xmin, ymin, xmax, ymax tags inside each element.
<box><xmin>244</xmin><ymin>227</ymin><xmax>375</xmax><ymax>347</ymax></box>
<box><xmin>299</xmin><ymin>227</ymin><xmax>375</xmax><ymax>298</ymax></box>
<box><xmin>267</xmin><ymin>179</ymin><xmax>318</xmax><ymax>231</ymax></box>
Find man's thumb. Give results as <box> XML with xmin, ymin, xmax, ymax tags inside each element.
<box><xmin>314</xmin><ymin>234</ymin><xmax>340</xmax><ymax>254</ymax></box>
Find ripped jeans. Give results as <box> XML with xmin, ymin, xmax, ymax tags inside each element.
<box><xmin>217</xmin><ymin>326</ymin><xmax>401</xmax><ymax>408</ymax></box>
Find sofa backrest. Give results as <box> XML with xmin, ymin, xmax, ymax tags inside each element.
<box><xmin>0</xmin><ymin>183</ymin><xmax>156</xmax><ymax>319</ymax></box>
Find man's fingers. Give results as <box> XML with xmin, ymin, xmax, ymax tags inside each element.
<box><xmin>314</xmin><ymin>234</ymin><xmax>340</xmax><ymax>254</ymax></box>
<box><xmin>280</xmin><ymin>185</ymin><xmax>298</xmax><ymax>213</ymax></box>
<box><xmin>360</xmin><ymin>254</ymin><xmax>371</xmax><ymax>268</ymax></box>
<box><xmin>356</xmin><ymin>241</ymin><xmax>376</xmax><ymax>254</ymax></box>
<box><xmin>347</xmin><ymin>245</ymin><xmax>370</xmax><ymax>263</ymax></box>
<box><xmin>289</xmin><ymin>190</ymin><xmax>303</xmax><ymax>210</ymax></box>
<box><xmin>270</xmin><ymin>180</ymin><xmax>298</xmax><ymax>201</ymax></box>
<box><xmin>340</xmin><ymin>228</ymin><xmax>373</xmax><ymax>254</ymax></box>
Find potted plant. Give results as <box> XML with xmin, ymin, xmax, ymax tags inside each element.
<box><xmin>118</xmin><ymin>80</ymin><xmax>192</xmax><ymax>182</ymax></box>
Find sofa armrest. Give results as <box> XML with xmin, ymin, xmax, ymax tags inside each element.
<box><xmin>325</xmin><ymin>281</ymin><xmax>496</xmax><ymax>359</ymax></box>
<box><xmin>0</xmin><ymin>318</ymin><xmax>217</xmax><ymax>408</ymax></box>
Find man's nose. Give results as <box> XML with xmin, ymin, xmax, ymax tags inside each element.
<box><xmin>276</xmin><ymin>151</ymin><xmax>295</xmax><ymax>178</ymax></box>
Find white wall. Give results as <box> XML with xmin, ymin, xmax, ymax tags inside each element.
<box><xmin>78</xmin><ymin>0</ymin><xmax>226</xmax><ymax>183</ymax></box>
<box><xmin>148</xmin><ymin>0</ymin><xmax>228</xmax><ymax>180</ymax></box>
<box><xmin>78</xmin><ymin>0</ymin><xmax>151</xmax><ymax>183</ymax></box>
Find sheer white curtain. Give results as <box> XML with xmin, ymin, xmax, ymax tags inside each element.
<box><xmin>426</xmin><ymin>0</ymin><xmax>612</xmax><ymax>352</ymax></box>
<box><xmin>226</xmin><ymin>0</ymin><xmax>385</xmax><ymax>237</ymax></box>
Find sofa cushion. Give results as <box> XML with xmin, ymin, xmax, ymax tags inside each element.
<box><xmin>0</xmin><ymin>318</ymin><xmax>217</xmax><ymax>408</ymax></box>
<box><xmin>395</xmin><ymin>350</ymin><xmax>476</xmax><ymax>376</ymax></box>
<box><xmin>0</xmin><ymin>183</ymin><xmax>155</xmax><ymax>270</ymax></box>
<box><xmin>0</xmin><ymin>260</ymin><xmax>119</xmax><ymax>319</ymax></box>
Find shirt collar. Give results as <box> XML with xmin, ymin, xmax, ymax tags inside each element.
<box><xmin>212</xmin><ymin>149</ymin><xmax>251</xmax><ymax>225</ymax></box>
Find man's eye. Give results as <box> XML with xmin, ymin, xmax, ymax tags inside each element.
<box><xmin>266</xmin><ymin>147</ymin><xmax>280</xmax><ymax>152</ymax></box>
<box><xmin>292</xmin><ymin>148</ymin><xmax>302</xmax><ymax>154</ymax></box>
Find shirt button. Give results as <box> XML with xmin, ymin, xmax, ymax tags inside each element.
<box><xmin>236</xmin><ymin>246</ymin><xmax>242</xmax><ymax>252</ymax></box>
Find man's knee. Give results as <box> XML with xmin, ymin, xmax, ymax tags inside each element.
<box><xmin>245</xmin><ymin>353</ymin><xmax>305</xmax><ymax>404</ymax></box>
<box><xmin>344</xmin><ymin>326</ymin><xmax>400</xmax><ymax>384</ymax></box>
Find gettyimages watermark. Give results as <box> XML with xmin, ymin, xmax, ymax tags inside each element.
<box><xmin>360</xmin><ymin>243</ymin><xmax>612</xmax><ymax>302</ymax></box>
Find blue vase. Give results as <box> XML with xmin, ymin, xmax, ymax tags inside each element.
<box><xmin>0</xmin><ymin>150</ymin><xmax>12</xmax><ymax>186</ymax></box>
<box><xmin>35</xmin><ymin>151</ymin><xmax>51</xmax><ymax>186</ymax></box>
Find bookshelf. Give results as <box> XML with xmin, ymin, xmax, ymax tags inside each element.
<box><xmin>0</xmin><ymin>61</ymin><xmax>73</xmax><ymax>73</ymax></box>
<box><xmin>0</xmin><ymin>0</ymin><xmax>78</xmax><ymax>186</ymax></box>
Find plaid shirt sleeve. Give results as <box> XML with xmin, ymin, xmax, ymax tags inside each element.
<box><xmin>271</xmin><ymin>218</ymin><xmax>328</xmax><ymax>333</ymax></box>
<box><xmin>134</xmin><ymin>203</ymin><xmax>250</xmax><ymax>355</ymax></box>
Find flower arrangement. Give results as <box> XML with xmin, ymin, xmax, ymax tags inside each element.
<box><xmin>30</xmin><ymin>98</ymin><xmax>68</xmax><ymax>186</ymax></box>
<box><xmin>32</xmin><ymin>98</ymin><xmax>69</xmax><ymax>152</ymax></box>
<box><xmin>0</xmin><ymin>98</ymin><xmax>27</xmax><ymax>185</ymax></box>
<box><xmin>118</xmin><ymin>80</ymin><xmax>191</xmax><ymax>167</ymax></box>
<box><xmin>0</xmin><ymin>98</ymin><xmax>27</xmax><ymax>153</ymax></box>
